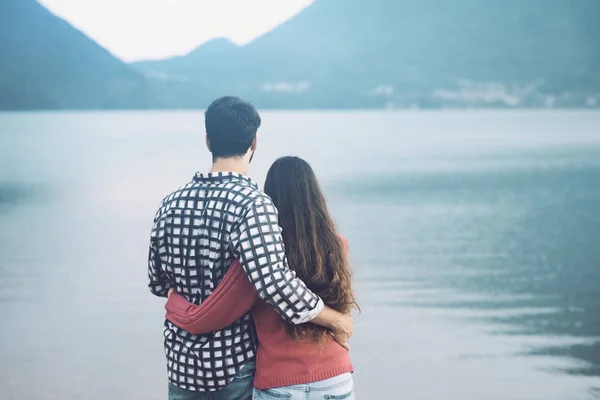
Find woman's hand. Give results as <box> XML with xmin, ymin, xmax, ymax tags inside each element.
<box><xmin>168</xmin><ymin>288</ymin><xmax>175</xmax><ymax>298</ymax></box>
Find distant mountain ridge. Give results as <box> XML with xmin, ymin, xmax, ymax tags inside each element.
<box><xmin>1</xmin><ymin>0</ymin><xmax>599</xmax><ymax>110</ymax></box>
<box><xmin>0</xmin><ymin>0</ymin><xmax>152</xmax><ymax>109</ymax></box>
<box><xmin>133</xmin><ymin>0</ymin><xmax>600</xmax><ymax>109</ymax></box>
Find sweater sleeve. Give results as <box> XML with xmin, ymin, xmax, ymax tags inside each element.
<box><xmin>165</xmin><ymin>260</ymin><xmax>259</xmax><ymax>335</ymax></box>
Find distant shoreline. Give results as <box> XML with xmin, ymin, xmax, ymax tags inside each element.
<box><xmin>2</xmin><ymin>106</ymin><xmax>600</xmax><ymax>113</ymax></box>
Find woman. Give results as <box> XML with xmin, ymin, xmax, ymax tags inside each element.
<box><xmin>165</xmin><ymin>156</ymin><xmax>359</xmax><ymax>400</ymax></box>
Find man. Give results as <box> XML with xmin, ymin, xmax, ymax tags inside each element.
<box><xmin>148</xmin><ymin>96</ymin><xmax>353</xmax><ymax>400</ymax></box>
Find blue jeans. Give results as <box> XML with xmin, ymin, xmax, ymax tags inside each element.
<box><xmin>168</xmin><ymin>361</ymin><xmax>255</xmax><ymax>400</ymax></box>
<box><xmin>253</xmin><ymin>373</ymin><xmax>354</xmax><ymax>400</ymax></box>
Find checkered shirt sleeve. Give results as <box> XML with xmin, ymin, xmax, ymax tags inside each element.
<box><xmin>230</xmin><ymin>198</ymin><xmax>324</xmax><ymax>325</ymax></box>
<box><xmin>148</xmin><ymin>239</ymin><xmax>171</xmax><ymax>297</ymax></box>
<box><xmin>148</xmin><ymin>204</ymin><xmax>173</xmax><ymax>297</ymax></box>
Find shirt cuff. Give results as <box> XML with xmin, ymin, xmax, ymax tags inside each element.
<box><xmin>296</xmin><ymin>298</ymin><xmax>325</xmax><ymax>324</ymax></box>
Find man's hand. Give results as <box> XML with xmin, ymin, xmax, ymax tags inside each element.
<box><xmin>330</xmin><ymin>331</ymin><xmax>350</xmax><ymax>351</ymax></box>
<box><xmin>167</xmin><ymin>288</ymin><xmax>175</xmax><ymax>298</ymax></box>
<box><xmin>330</xmin><ymin>313</ymin><xmax>353</xmax><ymax>351</ymax></box>
<box><xmin>311</xmin><ymin>306</ymin><xmax>354</xmax><ymax>352</ymax></box>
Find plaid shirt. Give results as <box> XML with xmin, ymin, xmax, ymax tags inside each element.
<box><xmin>148</xmin><ymin>172</ymin><xmax>324</xmax><ymax>391</ymax></box>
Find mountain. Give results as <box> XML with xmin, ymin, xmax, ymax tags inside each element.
<box><xmin>0</xmin><ymin>0</ymin><xmax>153</xmax><ymax>110</ymax></box>
<box><xmin>133</xmin><ymin>38</ymin><xmax>239</xmax><ymax>108</ymax></box>
<box><xmin>137</xmin><ymin>38</ymin><xmax>239</xmax><ymax>78</ymax></box>
<box><xmin>134</xmin><ymin>0</ymin><xmax>600</xmax><ymax>109</ymax></box>
<box><xmin>2</xmin><ymin>0</ymin><xmax>598</xmax><ymax>110</ymax></box>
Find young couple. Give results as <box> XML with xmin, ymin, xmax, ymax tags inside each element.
<box><xmin>148</xmin><ymin>96</ymin><xmax>358</xmax><ymax>400</ymax></box>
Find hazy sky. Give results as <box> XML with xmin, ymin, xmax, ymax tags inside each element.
<box><xmin>39</xmin><ymin>0</ymin><xmax>314</xmax><ymax>62</ymax></box>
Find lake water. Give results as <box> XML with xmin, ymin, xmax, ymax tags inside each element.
<box><xmin>0</xmin><ymin>111</ymin><xmax>599</xmax><ymax>400</ymax></box>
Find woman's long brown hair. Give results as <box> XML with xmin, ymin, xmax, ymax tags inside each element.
<box><xmin>264</xmin><ymin>156</ymin><xmax>359</xmax><ymax>343</ymax></box>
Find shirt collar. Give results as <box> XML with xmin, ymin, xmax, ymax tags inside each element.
<box><xmin>192</xmin><ymin>171</ymin><xmax>259</xmax><ymax>190</ymax></box>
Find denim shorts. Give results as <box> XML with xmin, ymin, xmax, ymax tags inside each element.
<box><xmin>253</xmin><ymin>373</ymin><xmax>354</xmax><ymax>400</ymax></box>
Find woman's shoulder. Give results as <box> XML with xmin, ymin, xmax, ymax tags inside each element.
<box><xmin>338</xmin><ymin>235</ymin><xmax>349</xmax><ymax>253</ymax></box>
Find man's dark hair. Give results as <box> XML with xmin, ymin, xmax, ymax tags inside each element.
<box><xmin>205</xmin><ymin>96</ymin><xmax>261</xmax><ymax>159</ymax></box>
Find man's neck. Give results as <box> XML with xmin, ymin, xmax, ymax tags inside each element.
<box><xmin>210</xmin><ymin>157</ymin><xmax>249</xmax><ymax>176</ymax></box>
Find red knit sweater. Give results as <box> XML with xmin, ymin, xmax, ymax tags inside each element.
<box><xmin>164</xmin><ymin>243</ymin><xmax>353</xmax><ymax>390</ymax></box>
